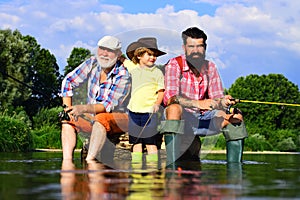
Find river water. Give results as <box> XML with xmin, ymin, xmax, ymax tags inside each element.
<box><xmin>0</xmin><ymin>150</ymin><xmax>299</xmax><ymax>199</ymax></box>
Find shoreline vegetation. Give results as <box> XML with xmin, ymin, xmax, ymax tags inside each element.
<box><xmin>34</xmin><ymin>148</ymin><xmax>300</xmax><ymax>155</ymax></box>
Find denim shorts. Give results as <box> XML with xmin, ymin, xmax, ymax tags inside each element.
<box><xmin>162</xmin><ymin>108</ymin><xmax>224</xmax><ymax>136</ymax></box>
<box><xmin>128</xmin><ymin>111</ymin><xmax>159</xmax><ymax>145</ymax></box>
<box><xmin>183</xmin><ymin>110</ymin><xmax>224</xmax><ymax>136</ymax></box>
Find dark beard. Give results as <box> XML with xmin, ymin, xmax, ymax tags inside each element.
<box><xmin>186</xmin><ymin>52</ymin><xmax>206</xmax><ymax>77</ymax></box>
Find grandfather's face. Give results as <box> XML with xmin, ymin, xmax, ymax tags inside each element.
<box><xmin>183</xmin><ymin>37</ymin><xmax>206</xmax><ymax>69</ymax></box>
<box><xmin>97</xmin><ymin>47</ymin><xmax>120</xmax><ymax>69</ymax></box>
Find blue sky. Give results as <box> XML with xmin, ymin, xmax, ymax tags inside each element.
<box><xmin>1</xmin><ymin>0</ymin><xmax>299</xmax><ymax>89</ymax></box>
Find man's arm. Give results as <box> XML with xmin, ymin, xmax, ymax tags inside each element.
<box><xmin>153</xmin><ymin>89</ymin><xmax>164</xmax><ymax>113</ymax></box>
<box><xmin>62</xmin><ymin>96</ymin><xmax>72</xmax><ymax>108</ymax></box>
<box><xmin>102</xmin><ymin>66</ymin><xmax>131</xmax><ymax>112</ymax></box>
<box><xmin>61</xmin><ymin>57</ymin><xmax>100</xmax><ymax>119</ymax></box>
<box><xmin>63</xmin><ymin>103</ymin><xmax>105</xmax><ymax>120</ymax></box>
<box><xmin>60</xmin><ymin>57</ymin><xmax>96</xmax><ymax>98</ymax></box>
<box><xmin>168</xmin><ymin>95</ymin><xmax>216</xmax><ymax>110</ymax></box>
<box><xmin>163</xmin><ymin>57</ymin><xmax>182</xmax><ymax>105</ymax></box>
<box><xmin>168</xmin><ymin>95</ymin><xmax>234</xmax><ymax>111</ymax></box>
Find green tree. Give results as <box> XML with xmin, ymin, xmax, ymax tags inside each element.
<box><xmin>0</xmin><ymin>29</ymin><xmax>30</xmax><ymax>111</ymax></box>
<box><xmin>22</xmin><ymin>35</ymin><xmax>62</xmax><ymax>119</ymax></box>
<box><xmin>64</xmin><ymin>47</ymin><xmax>91</xmax><ymax>76</ymax></box>
<box><xmin>228</xmin><ymin>74</ymin><xmax>300</xmax><ymax>142</ymax></box>
<box><xmin>0</xmin><ymin>29</ymin><xmax>63</xmax><ymax>120</ymax></box>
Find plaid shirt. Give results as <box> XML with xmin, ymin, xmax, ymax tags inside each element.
<box><xmin>164</xmin><ymin>54</ymin><xmax>224</xmax><ymax>113</ymax></box>
<box><xmin>61</xmin><ymin>56</ymin><xmax>130</xmax><ymax>112</ymax></box>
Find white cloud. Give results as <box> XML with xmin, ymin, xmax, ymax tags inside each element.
<box><xmin>0</xmin><ymin>13</ymin><xmax>20</xmax><ymax>29</ymax></box>
<box><xmin>0</xmin><ymin>0</ymin><xmax>299</xmax><ymax>87</ymax></box>
<box><xmin>32</xmin><ymin>11</ymin><xmax>47</xmax><ymax>18</ymax></box>
<box><xmin>192</xmin><ymin>0</ymin><xmax>252</xmax><ymax>6</ymax></box>
<box><xmin>99</xmin><ymin>4</ymin><xmax>123</xmax><ymax>13</ymax></box>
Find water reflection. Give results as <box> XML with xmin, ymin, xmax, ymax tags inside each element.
<box><xmin>61</xmin><ymin>160</ymin><xmax>89</xmax><ymax>199</ymax></box>
<box><xmin>1</xmin><ymin>152</ymin><xmax>299</xmax><ymax>199</ymax></box>
<box><xmin>128</xmin><ymin>169</ymin><xmax>165</xmax><ymax>199</ymax></box>
<box><xmin>60</xmin><ymin>158</ymin><xmax>246</xmax><ymax>199</ymax></box>
<box><xmin>60</xmin><ymin>160</ymin><xmax>130</xmax><ymax>199</ymax></box>
<box><xmin>163</xmin><ymin>161</ymin><xmax>235</xmax><ymax>199</ymax></box>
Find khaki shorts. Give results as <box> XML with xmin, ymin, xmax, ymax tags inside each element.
<box><xmin>67</xmin><ymin>112</ymin><xmax>128</xmax><ymax>134</ymax></box>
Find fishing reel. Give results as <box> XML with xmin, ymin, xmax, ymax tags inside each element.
<box><xmin>58</xmin><ymin>104</ymin><xmax>70</xmax><ymax>121</ymax></box>
<box><xmin>226</xmin><ymin>104</ymin><xmax>241</xmax><ymax>114</ymax></box>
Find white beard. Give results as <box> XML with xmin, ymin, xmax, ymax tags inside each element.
<box><xmin>97</xmin><ymin>55</ymin><xmax>118</xmax><ymax>69</ymax></box>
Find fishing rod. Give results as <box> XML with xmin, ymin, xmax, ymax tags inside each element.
<box><xmin>134</xmin><ymin>112</ymin><xmax>154</xmax><ymax>144</ymax></box>
<box><xmin>232</xmin><ymin>99</ymin><xmax>300</xmax><ymax>107</ymax></box>
<box><xmin>0</xmin><ymin>68</ymin><xmax>57</xmax><ymax>100</ymax></box>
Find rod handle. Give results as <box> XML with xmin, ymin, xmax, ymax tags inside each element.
<box><xmin>230</xmin><ymin>98</ymin><xmax>241</xmax><ymax>103</ymax></box>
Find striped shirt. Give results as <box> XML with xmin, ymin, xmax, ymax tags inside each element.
<box><xmin>61</xmin><ymin>56</ymin><xmax>130</xmax><ymax>112</ymax></box>
<box><xmin>164</xmin><ymin>54</ymin><xmax>224</xmax><ymax>113</ymax></box>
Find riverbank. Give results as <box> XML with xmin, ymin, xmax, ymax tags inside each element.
<box><xmin>34</xmin><ymin>148</ymin><xmax>300</xmax><ymax>155</ymax></box>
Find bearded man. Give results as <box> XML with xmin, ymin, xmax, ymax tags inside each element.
<box><xmin>160</xmin><ymin>27</ymin><xmax>248</xmax><ymax>164</ymax></box>
<box><xmin>60</xmin><ymin>36</ymin><xmax>131</xmax><ymax>162</ymax></box>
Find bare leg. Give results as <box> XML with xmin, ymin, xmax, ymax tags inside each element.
<box><xmin>61</xmin><ymin>123</ymin><xmax>77</xmax><ymax>160</ymax></box>
<box><xmin>146</xmin><ymin>144</ymin><xmax>158</xmax><ymax>154</ymax></box>
<box><xmin>222</xmin><ymin>113</ymin><xmax>244</xmax><ymax>127</ymax></box>
<box><xmin>165</xmin><ymin>104</ymin><xmax>182</xmax><ymax>120</ymax></box>
<box><xmin>86</xmin><ymin>121</ymin><xmax>107</xmax><ymax>161</ymax></box>
<box><xmin>132</xmin><ymin>143</ymin><xmax>143</xmax><ymax>152</ymax></box>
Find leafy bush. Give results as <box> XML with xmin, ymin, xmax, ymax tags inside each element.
<box><xmin>296</xmin><ymin>135</ymin><xmax>300</xmax><ymax>152</ymax></box>
<box><xmin>0</xmin><ymin>116</ymin><xmax>32</xmax><ymax>152</ymax></box>
<box><xmin>31</xmin><ymin>125</ymin><xmax>61</xmax><ymax>149</ymax></box>
<box><xmin>244</xmin><ymin>134</ymin><xmax>273</xmax><ymax>151</ymax></box>
<box><xmin>216</xmin><ymin>135</ymin><xmax>226</xmax><ymax>149</ymax></box>
<box><xmin>32</xmin><ymin>106</ymin><xmax>63</xmax><ymax>129</ymax></box>
<box><xmin>31</xmin><ymin>107</ymin><xmax>85</xmax><ymax>149</ymax></box>
<box><xmin>31</xmin><ymin>125</ymin><xmax>83</xmax><ymax>149</ymax></box>
<box><xmin>31</xmin><ymin>107</ymin><xmax>64</xmax><ymax>149</ymax></box>
<box><xmin>1</xmin><ymin>106</ymin><xmax>32</xmax><ymax>127</ymax></box>
<box><xmin>276</xmin><ymin>137</ymin><xmax>297</xmax><ymax>152</ymax></box>
<box><xmin>268</xmin><ymin>129</ymin><xmax>298</xmax><ymax>151</ymax></box>
<box><xmin>200</xmin><ymin>134</ymin><xmax>227</xmax><ymax>150</ymax></box>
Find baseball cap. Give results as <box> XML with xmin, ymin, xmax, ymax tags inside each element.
<box><xmin>97</xmin><ymin>36</ymin><xmax>122</xmax><ymax>50</ymax></box>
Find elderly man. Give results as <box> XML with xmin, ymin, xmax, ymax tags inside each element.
<box><xmin>60</xmin><ymin>36</ymin><xmax>130</xmax><ymax>162</ymax></box>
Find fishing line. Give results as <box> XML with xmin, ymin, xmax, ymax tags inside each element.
<box><xmin>0</xmin><ymin>68</ymin><xmax>57</xmax><ymax>100</ymax></box>
<box><xmin>233</xmin><ymin>99</ymin><xmax>300</xmax><ymax>107</ymax></box>
<box><xmin>133</xmin><ymin>112</ymin><xmax>154</xmax><ymax>144</ymax></box>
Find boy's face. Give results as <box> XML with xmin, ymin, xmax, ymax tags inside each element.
<box><xmin>138</xmin><ymin>51</ymin><xmax>157</xmax><ymax>67</ymax></box>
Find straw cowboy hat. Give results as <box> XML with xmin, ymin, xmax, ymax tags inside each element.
<box><xmin>126</xmin><ymin>37</ymin><xmax>166</xmax><ymax>61</ymax></box>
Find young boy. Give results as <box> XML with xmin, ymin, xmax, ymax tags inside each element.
<box><xmin>125</xmin><ymin>37</ymin><xmax>166</xmax><ymax>163</ymax></box>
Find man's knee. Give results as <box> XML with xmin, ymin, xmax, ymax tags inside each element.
<box><xmin>166</xmin><ymin>104</ymin><xmax>182</xmax><ymax>120</ymax></box>
<box><xmin>61</xmin><ymin>123</ymin><xmax>76</xmax><ymax>135</ymax></box>
<box><xmin>94</xmin><ymin>113</ymin><xmax>112</xmax><ymax>132</ymax></box>
<box><xmin>94</xmin><ymin>112</ymin><xmax>128</xmax><ymax>134</ymax></box>
<box><xmin>92</xmin><ymin>121</ymin><xmax>106</xmax><ymax>132</ymax></box>
<box><xmin>223</xmin><ymin>112</ymin><xmax>244</xmax><ymax>128</ymax></box>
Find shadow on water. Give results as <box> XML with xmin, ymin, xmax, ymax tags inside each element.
<box><xmin>0</xmin><ymin>151</ymin><xmax>299</xmax><ymax>199</ymax></box>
